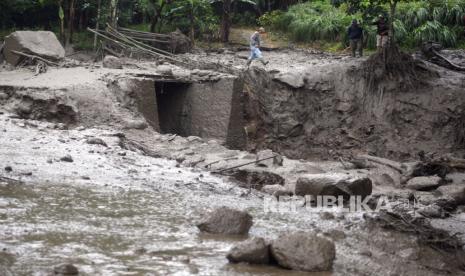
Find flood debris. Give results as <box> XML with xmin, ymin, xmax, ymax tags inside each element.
<box><xmin>197</xmin><ymin>207</ymin><xmax>253</xmax><ymax>235</ymax></box>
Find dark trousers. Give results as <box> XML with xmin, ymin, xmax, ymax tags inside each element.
<box><xmin>350</xmin><ymin>39</ymin><xmax>363</xmax><ymax>57</ymax></box>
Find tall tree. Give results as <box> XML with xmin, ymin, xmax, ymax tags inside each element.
<box><xmin>210</xmin><ymin>0</ymin><xmax>256</xmax><ymax>43</ymax></box>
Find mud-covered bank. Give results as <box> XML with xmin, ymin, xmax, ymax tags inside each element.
<box><xmin>184</xmin><ymin>49</ymin><xmax>465</xmax><ymax>162</ymax></box>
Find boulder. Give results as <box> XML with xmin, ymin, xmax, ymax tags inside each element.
<box><xmin>295</xmin><ymin>173</ymin><xmax>372</xmax><ymax>198</ymax></box>
<box><xmin>197</xmin><ymin>207</ymin><xmax>253</xmax><ymax>235</ymax></box>
<box><xmin>436</xmin><ymin>184</ymin><xmax>465</xmax><ymax>206</ymax></box>
<box><xmin>405</xmin><ymin>176</ymin><xmax>442</xmax><ymax>191</ymax></box>
<box><xmin>103</xmin><ymin>55</ymin><xmax>123</xmax><ymax>69</ymax></box>
<box><xmin>226</xmin><ymin>237</ymin><xmax>270</xmax><ymax>264</ymax></box>
<box><xmin>261</xmin><ymin>184</ymin><xmax>292</xmax><ymax>197</ymax></box>
<box><xmin>3</xmin><ymin>31</ymin><xmax>65</xmax><ymax>66</ymax></box>
<box><xmin>270</xmin><ymin>232</ymin><xmax>335</xmax><ymax>272</ymax></box>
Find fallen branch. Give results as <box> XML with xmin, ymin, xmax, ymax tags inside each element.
<box><xmin>213</xmin><ymin>155</ymin><xmax>277</xmax><ymax>174</ymax></box>
<box><xmin>432</xmin><ymin>49</ymin><xmax>465</xmax><ymax>71</ymax></box>
<box><xmin>352</xmin><ymin>154</ymin><xmax>404</xmax><ymax>173</ymax></box>
<box><xmin>10</xmin><ymin>50</ymin><xmax>60</xmax><ymax>66</ymax></box>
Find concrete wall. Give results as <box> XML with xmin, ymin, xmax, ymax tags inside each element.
<box><xmin>115</xmin><ymin>76</ymin><xmax>246</xmax><ymax>149</ymax></box>
<box><xmin>181</xmin><ymin>77</ymin><xmax>246</xmax><ymax>148</ymax></box>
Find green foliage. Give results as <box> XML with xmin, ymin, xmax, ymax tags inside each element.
<box><xmin>259</xmin><ymin>0</ymin><xmax>465</xmax><ymax>49</ymax></box>
<box><xmin>259</xmin><ymin>1</ymin><xmax>356</xmax><ymax>43</ymax></box>
<box><xmin>165</xmin><ymin>0</ymin><xmax>219</xmax><ymax>37</ymax></box>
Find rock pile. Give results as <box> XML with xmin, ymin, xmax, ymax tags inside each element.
<box><xmin>227</xmin><ymin>232</ymin><xmax>336</xmax><ymax>272</ymax></box>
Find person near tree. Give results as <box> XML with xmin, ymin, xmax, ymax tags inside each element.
<box><xmin>373</xmin><ymin>15</ymin><xmax>389</xmax><ymax>53</ymax></box>
<box><xmin>348</xmin><ymin>19</ymin><xmax>364</xmax><ymax>57</ymax></box>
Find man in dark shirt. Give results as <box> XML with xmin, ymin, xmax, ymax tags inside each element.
<box><xmin>373</xmin><ymin>15</ymin><xmax>389</xmax><ymax>53</ymax></box>
<box><xmin>348</xmin><ymin>19</ymin><xmax>363</xmax><ymax>57</ymax></box>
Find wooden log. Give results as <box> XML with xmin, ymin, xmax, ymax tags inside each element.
<box><xmin>352</xmin><ymin>154</ymin><xmax>404</xmax><ymax>173</ymax></box>
<box><xmin>10</xmin><ymin>50</ymin><xmax>60</xmax><ymax>66</ymax></box>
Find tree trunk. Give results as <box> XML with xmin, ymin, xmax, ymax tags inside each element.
<box><xmin>220</xmin><ymin>0</ymin><xmax>231</xmax><ymax>43</ymax></box>
<box><xmin>93</xmin><ymin>0</ymin><xmax>102</xmax><ymax>50</ymax></box>
<box><xmin>110</xmin><ymin>0</ymin><xmax>119</xmax><ymax>27</ymax></box>
<box><xmin>58</xmin><ymin>0</ymin><xmax>65</xmax><ymax>45</ymax></box>
<box><xmin>389</xmin><ymin>0</ymin><xmax>398</xmax><ymax>45</ymax></box>
<box><xmin>66</xmin><ymin>0</ymin><xmax>76</xmax><ymax>46</ymax></box>
<box><xmin>189</xmin><ymin>5</ymin><xmax>195</xmax><ymax>46</ymax></box>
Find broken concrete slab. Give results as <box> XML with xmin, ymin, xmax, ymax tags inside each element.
<box><xmin>3</xmin><ymin>31</ymin><xmax>65</xmax><ymax>66</ymax></box>
<box><xmin>295</xmin><ymin>173</ymin><xmax>372</xmax><ymax>198</ymax></box>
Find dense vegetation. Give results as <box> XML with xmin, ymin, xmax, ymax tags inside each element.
<box><xmin>1</xmin><ymin>0</ymin><xmax>464</xmax><ymax>50</ymax></box>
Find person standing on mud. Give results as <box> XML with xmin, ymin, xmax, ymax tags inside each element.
<box><xmin>373</xmin><ymin>15</ymin><xmax>389</xmax><ymax>53</ymax></box>
<box><xmin>348</xmin><ymin>19</ymin><xmax>363</xmax><ymax>57</ymax></box>
<box><xmin>247</xmin><ymin>27</ymin><xmax>269</xmax><ymax>67</ymax></box>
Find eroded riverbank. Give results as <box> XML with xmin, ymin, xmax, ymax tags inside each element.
<box><xmin>1</xmin><ymin>49</ymin><xmax>465</xmax><ymax>275</ymax></box>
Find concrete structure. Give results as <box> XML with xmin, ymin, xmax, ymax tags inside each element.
<box><xmin>115</xmin><ymin>74</ymin><xmax>246</xmax><ymax>149</ymax></box>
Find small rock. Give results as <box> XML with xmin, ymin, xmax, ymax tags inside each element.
<box><xmin>436</xmin><ymin>184</ymin><xmax>465</xmax><ymax>206</ymax></box>
<box><xmin>60</xmin><ymin>155</ymin><xmax>73</xmax><ymax>162</ymax></box>
<box><xmin>0</xmin><ymin>92</ymin><xmax>9</xmax><ymax>100</ymax></box>
<box><xmin>53</xmin><ymin>263</ymin><xmax>79</xmax><ymax>275</ymax></box>
<box><xmin>323</xmin><ymin>229</ymin><xmax>346</xmax><ymax>241</ymax></box>
<box><xmin>4</xmin><ymin>166</ymin><xmax>12</xmax><ymax>172</ymax></box>
<box><xmin>405</xmin><ymin>176</ymin><xmax>443</xmax><ymax>191</ymax></box>
<box><xmin>270</xmin><ymin>232</ymin><xmax>335</xmax><ymax>272</ymax></box>
<box><xmin>319</xmin><ymin>212</ymin><xmax>335</xmax><ymax>220</ymax></box>
<box><xmin>123</xmin><ymin>120</ymin><xmax>148</xmax><ymax>130</ymax></box>
<box><xmin>256</xmin><ymin>149</ymin><xmax>275</xmax><ymax>167</ymax></box>
<box><xmin>81</xmin><ymin>176</ymin><xmax>90</xmax><ymax>180</ymax></box>
<box><xmin>86</xmin><ymin>137</ymin><xmax>107</xmax><ymax>147</ymax></box>
<box><xmin>156</xmin><ymin>65</ymin><xmax>173</xmax><ymax>75</ymax></box>
<box><xmin>261</xmin><ymin>184</ymin><xmax>292</xmax><ymax>197</ymax></box>
<box><xmin>417</xmin><ymin>204</ymin><xmax>444</xmax><ymax>218</ymax></box>
<box><xmin>197</xmin><ymin>207</ymin><xmax>253</xmax><ymax>235</ymax></box>
<box><xmin>103</xmin><ymin>55</ymin><xmax>123</xmax><ymax>69</ymax></box>
<box><xmin>227</xmin><ymin>237</ymin><xmax>270</xmax><ymax>264</ymax></box>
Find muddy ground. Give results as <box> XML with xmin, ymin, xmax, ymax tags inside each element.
<box><xmin>1</xmin><ymin>48</ymin><xmax>465</xmax><ymax>275</ymax></box>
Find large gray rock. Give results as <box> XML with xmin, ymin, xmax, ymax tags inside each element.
<box><xmin>226</xmin><ymin>237</ymin><xmax>270</xmax><ymax>264</ymax></box>
<box><xmin>436</xmin><ymin>184</ymin><xmax>465</xmax><ymax>206</ymax></box>
<box><xmin>103</xmin><ymin>55</ymin><xmax>123</xmax><ymax>69</ymax></box>
<box><xmin>3</xmin><ymin>31</ymin><xmax>65</xmax><ymax>66</ymax></box>
<box><xmin>295</xmin><ymin>173</ymin><xmax>372</xmax><ymax>198</ymax></box>
<box><xmin>197</xmin><ymin>207</ymin><xmax>253</xmax><ymax>235</ymax></box>
<box><xmin>405</xmin><ymin>176</ymin><xmax>442</xmax><ymax>191</ymax></box>
<box><xmin>270</xmin><ymin>232</ymin><xmax>335</xmax><ymax>272</ymax></box>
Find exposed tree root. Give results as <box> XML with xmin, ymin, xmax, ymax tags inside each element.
<box><xmin>361</xmin><ymin>45</ymin><xmax>433</xmax><ymax>93</ymax></box>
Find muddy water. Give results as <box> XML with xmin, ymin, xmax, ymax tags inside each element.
<box><xmin>0</xmin><ymin>174</ymin><xmax>328</xmax><ymax>275</ymax></box>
